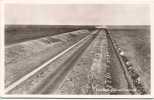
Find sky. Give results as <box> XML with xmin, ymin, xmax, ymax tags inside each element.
<box><xmin>5</xmin><ymin>4</ymin><xmax>150</xmax><ymax>25</ymax></box>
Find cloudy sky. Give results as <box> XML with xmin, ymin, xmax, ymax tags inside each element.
<box><xmin>5</xmin><ymin>4</ymin><xmax>150</xmax><ymax>25</ymax></box>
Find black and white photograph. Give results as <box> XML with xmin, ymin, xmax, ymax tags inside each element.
<box><xmin>2</xmin><ymin>2</ymin><xmax>151</xmax><ymax>97</ymax></box>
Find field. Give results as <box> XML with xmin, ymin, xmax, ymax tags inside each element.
<box><xmin>109</xmin><ymin>25</ymin><xmax>150</xmax><ymax>93</ymax></box>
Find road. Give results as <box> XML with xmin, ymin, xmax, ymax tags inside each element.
<box><xmin>5</xmin><ymin>29</ymin><xmax>147</xmax><ymax>95</ymax></box>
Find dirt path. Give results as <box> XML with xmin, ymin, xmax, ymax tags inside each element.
<box><xmin>55</xmin><ymin>30</ymin><xmax>108</xmax><ymax>94</ymax></box>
